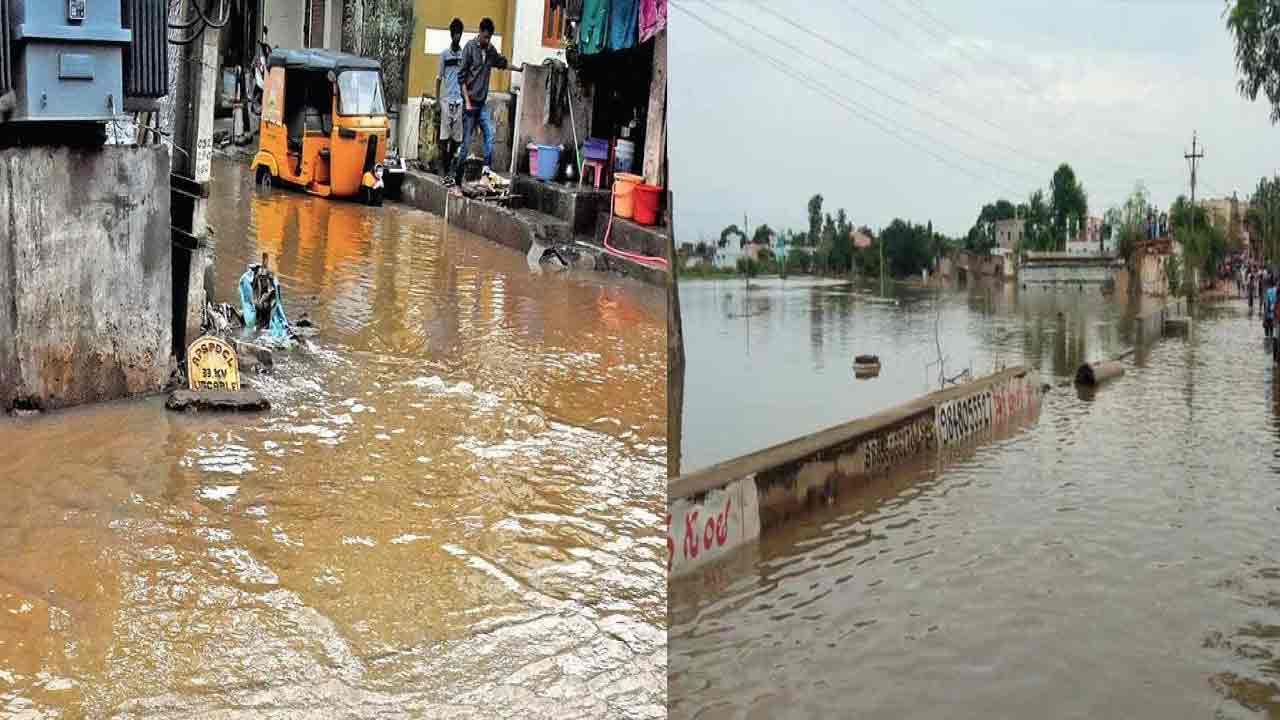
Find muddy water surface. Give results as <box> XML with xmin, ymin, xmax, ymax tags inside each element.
<box><xmin>0</xmin><ymin>158</ymin><xmax>666</xmax><ymax>718</ymax></box>
<box><xmin>672</xmin><ymin>279</ymin><xmax>1280</xmax><ymax>718</ymax></box>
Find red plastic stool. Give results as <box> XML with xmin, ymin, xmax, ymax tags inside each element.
<box><xmin>582</xmin><ymin>159</ymin><xmax>608</xmax><ymax>190</ymax></box>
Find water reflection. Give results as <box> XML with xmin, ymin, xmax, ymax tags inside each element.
<box><xmin>674</xmin><ymin>288</ymin><xmax>1280</xmax><ymax>719</ymax></box>
<box><xmin>0</xmin><ymin>157</ymin><xmax>667</xmax><ymax>718</ymax></box>
<box><xmin>679</xmin><ymin>276</ymin><xmax>1142</xmax><ymax>472</ymax></box>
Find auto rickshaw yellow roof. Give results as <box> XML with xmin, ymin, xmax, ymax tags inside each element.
<box><xmin>266</xmin><ymin>48</ymin><xmax>382</xmax><ymax>73</ymax></box>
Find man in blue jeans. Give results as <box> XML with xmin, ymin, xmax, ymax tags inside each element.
<box><xmin>453</xmin><ymin>16</ymin><xmax>521</xmax><ymax>190</ymax></box>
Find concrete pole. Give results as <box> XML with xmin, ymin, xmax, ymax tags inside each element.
<box><xmin>171</xmin><ymin>7</ymin><xmax>223</xmax><ymax>353</ymax></box>
<box><xmin>642</xmin><ymin>29</ymin><xmax>667</xmax><ymax>188</ymax></box>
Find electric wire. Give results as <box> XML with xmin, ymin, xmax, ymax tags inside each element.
<box><xmin>885</xmin><ymin>0</ymin><xmax>1182</xmax><ymax>150</ymax></box>
<box><xmin>727</xmin><ymin>0</ymin><xmax>1180</xmax><ymax>186</ymax></box>
<box><xmin>689</xmin><ymin>0</ymin><xmax>1191</xmax><ymax>204</ymax></box>
<box><xmin>692</xmin><ymin>0</ymin><xmax>1049</xmax><ymax>186</ymax></box>
<box><xmin>672</xmin><ymin>2</ymin><xmax>1029</xmax><ymax>199</ymax></box>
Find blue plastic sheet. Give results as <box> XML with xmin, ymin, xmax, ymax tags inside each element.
<box><xmin>239</xmin><ymin>268</ymin><xmax>292</xmax><ymax>344</ymax></box>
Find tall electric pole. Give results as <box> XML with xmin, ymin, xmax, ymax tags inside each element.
<box><xmin>1185</xmin><ymin>131</ymin><xmax>1205</xmax><ymax>205</ymax></box>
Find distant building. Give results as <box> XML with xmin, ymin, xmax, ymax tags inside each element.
<box><xmin>1068</xmin><ymin>216</ymin><xmax>1104</xmax><ymax>255</ymax></box>
<box><xmin>852</xmin><ymin>230</ymin><xmax>873</xmax><ymax>250</ymax></box>
<box><xmin>994</xmin><ymin>218</ymin><xmax>1024</xmax><ymax>251</ymax></box>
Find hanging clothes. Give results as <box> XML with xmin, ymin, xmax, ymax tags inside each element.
<box><xmin>608</xmin><ymin>0</ymin><xmax>639</xmax><ymax>51</ymax></box>
<box><xmin>579</xmin><ymin>0</ymin><xmax>610</xmax><ymax>56</ymax></box>
<box><xmin>543</xmin><ymin>60</ymin><xmax>569</xmax><ymax>127</ymax></box>
<box><xmin>566</xmin><ymin>0</ymin><xmax>585</xmax><ymax>22</ymax></box>
<box><xmin>639</xmin><ymin>0</ymin><xmax>666</xmax><ymax>43</ymax></box>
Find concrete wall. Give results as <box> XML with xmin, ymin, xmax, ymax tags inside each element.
<box><xmin>511</xmin><ymin>0</ymin><xmax>568</xmax><ymax>81</ymax></box>
<box><xmin>1021</xmin><ymin>255</ymin><xmax>1120</xmax><ymax>285</ymax></box>
<box><xmin>513</xmin><ymin>63</ymin><xmax>592</xmax><ymax>175</ymax></box>
<box><xmin>415</xmin><ymin>93</ymin><xmax>514</xmax><ymax>172</ymax></box>
<box><xmin>408</xmin><ymin>0</ymin><xmax>514</xmax><ymax>98</ymax></box>
<box><xmin>1139</xmin><ymin>252</ymin><xmax>1170</xmax><ymax>297</ymax></box>
<box><xmin>668</xmin><ymin>368</ymin><xmax>1043</xmax><ymax>578</ymax></box>
<box><xmin>0</xmin><ymin>145</ymin><xmax>171</xmax><ymax>412</ymax></box>
<box><xmin>264</xmin><ymin>0</ymin><xmax>305</xmax><ymax>50</ymax></box>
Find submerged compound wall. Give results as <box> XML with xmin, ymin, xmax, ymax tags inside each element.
<box><xmin>668</xmin><ymin>367</ymin><xmax>1042</xmax><ymax>578</ymax></box>
<box><xmin>0</xmin><ymin>145</ymin><xmax>171</xmax><ymax>411</ymax></box>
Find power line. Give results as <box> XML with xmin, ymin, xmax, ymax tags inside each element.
<box><xmin>693</xmin><ymin>0</ymin><xmax>1047</xmax><ymax>185</ymax></box>
<box><xmin>674</xmin><ymin>1</ymin><xmax>1193</xmax><ymax>219</ymax></box>
<box><xmin>872</xmin><ymin>0</ymin><xmax>1181</xmax><ymax>166</ymax></box>
<box><xmin>671</xmin><ymin>2</ymin><xmax>1028</xmax><ymax>198</ymax></box>
<box><xmin>714</xmin><ymin>0</ymin><xmax>1179</xmax><ymax>186</ymax></box>
<box><xmin>837</xmin><ymin>0</ymin><xmax>971</xmax><ymax>88</ymax></box>
<box><xmin>890</xmin><ymin>0</ymin><xmax>1040</xmax><ymax>95</ymax></box>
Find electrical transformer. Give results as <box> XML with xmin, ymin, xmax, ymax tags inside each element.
<box><xmin>0</xmin><ymin>0</ymin><xmax>167</xmax><ymax>124</ymax></box>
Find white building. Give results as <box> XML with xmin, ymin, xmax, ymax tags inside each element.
<box><xmin>262</xmin><ymin>0</ymin><xmax>342</xmax><ymax>51</ymax></box>
<box><xmin>510</xmin><ymin>1</ymin><xmax>571</xmax><ymax>87</ymax></box>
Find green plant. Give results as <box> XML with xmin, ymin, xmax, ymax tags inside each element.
<box><xmin>1165</xmin><ymin>254</ymin><xmax>1182</xmax><ymax>297</ymax></box>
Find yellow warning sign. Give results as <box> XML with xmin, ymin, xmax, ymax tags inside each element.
<box><xmin>187</xmin><ymin>335</ymin><xmax>241</xmax><ymax>392</ymax></box>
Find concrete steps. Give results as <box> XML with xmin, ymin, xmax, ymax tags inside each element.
<box><xmin>512</xmin><ymin>175</ymin><xmax>611</xmax><ymax>235</ymax></box>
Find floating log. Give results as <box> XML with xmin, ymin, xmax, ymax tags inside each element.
<box><xmin>853</xmin><ymin>354</ymin><xmax>881</xmax><ymax>378</ymax></box>
<box><xmin>166</xmin><ymin>390</ymin><xmax>270</xmax><ymax>413</ymax></box>
<box><xmin>1075</xmin><ymin>360</ymin><xmax>1124</xmax><ymax>386</ymax></box>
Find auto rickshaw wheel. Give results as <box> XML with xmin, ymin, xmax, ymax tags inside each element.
<box><xmin>255</xmin><ymin>165</ymin><xmax>273</xmax><ymax>188</ymax></box>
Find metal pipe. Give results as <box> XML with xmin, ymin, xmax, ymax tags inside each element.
<box><xmin>509</xmin><ymin>65</ymin><xmax>523</xmax><ymax>176</ymax></box>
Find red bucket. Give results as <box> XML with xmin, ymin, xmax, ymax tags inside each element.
<box><xmin>633</xmin><ymin>184</ymin><xmax>662</xmax><ymax>226</ymax></box>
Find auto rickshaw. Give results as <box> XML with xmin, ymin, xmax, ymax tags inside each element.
<box><xmin>251</xmin><ymin>49</ymin><xmax>403</xmax><ymax>205</ymax></box>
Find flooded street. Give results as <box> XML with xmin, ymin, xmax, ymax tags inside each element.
<box><xmin>678</xmin><ymin>276</ymin><xmax>1159</xmax><ymax>472</ymax></box>
<box><xmin>671</xmin><ymin>279</ymin><xmax>1280</xmax><ymax>718</ymax></box>
<box><xmin>0</xmin><ymin>158</ymin><xmax>666</xmax><ymax>718</ymax></box>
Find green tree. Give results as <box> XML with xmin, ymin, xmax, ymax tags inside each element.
<box><xmin>1171</xmin><ymin>194</ymin><xmax>1227</xmax><ymax>298</ymax></box>
<box><xmin>1108</xmin><ymin>181</ymin><xmax>1150</xmax><ymax>269</ymax></box>
<box><xmin>881</xmin><ymin>219</ymin><xmax>933</xmax><ymax>277</ymax></box>
<box><xmin>1250</xmin><ymin>176</ymin><xmax>1280</xmax><ymax>263</ymax></box>
<box><xmin>1023</xmin><ymin>189</ymin><xmax>1053</xmax><ymax>251</ymax></box>
<box><xmin>807</xmin><ymin>194</ymin><xmax>824</xmax><ymax>247</ymax></box>
<box><xmin>1049</xmin><ymin>163</ymin><xmax>1088</xmax><ymax>250</ymax></box>
<box><xmin>966</xmin><ymin>199</ymin><xmax>1018</xmax><ymax>253</ymax></box>
<box><xmin>751</xmin><ymin>224</ymin><xmax>774</xmax><ymax>246</ymax></box>
<box><xmin>1226</xmin><ymin>1</ymin><xmax>1280</xmax><ymax>123</ymax></box>
<box><xmin>719</xmin><ymin>224</ymin><xmax>746</xmax><ymax>249</ymax></box>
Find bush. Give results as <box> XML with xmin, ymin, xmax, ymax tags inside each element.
<box><xmin>1165</xmin><ymin>254</ymin><xmax>1182</xmax><ymax>297</ymax></box>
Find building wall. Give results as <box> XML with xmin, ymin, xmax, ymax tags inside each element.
<box><xmin>512</xmin><ymin>61</ymin><xmax>591</xmax><ymax>174</ymax></box>
<box><xmin>327</xmin><ymin>0</ymin><xmax>342</xmax><ymax>49</ymax></box>
<box><xmin>408</xmin><ymin>0</ymin><xmax>514</xmax><ymax>99</ymax></box>
<box><xmin>264</xmin><ymin>0</ymin><xmax>305</xmax><ymax>49</ymax></box>
<box><xmin>0</xmin><ymin>146</ymin><xmax>171</xmax><ymax>412</ymax></box>
<box><xmin>511</xmin><ymin>0</ymin><xmax>568</xmax><ymax>89</ymax></box>
<box><xmin>994</xmin><ymin>219</ymin><xmax>1023</xmax><ymax>250</ymax></box>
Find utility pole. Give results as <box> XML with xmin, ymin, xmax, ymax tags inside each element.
<box><xmin>171</xmin><ymin>0</ymin><xmax>232</xmax><ymax>356</ymax></box>
<box><xmin>1183</xmin><ymin>130</ymin><xmax>1206</xmax><ymax>294</ymax></box>
<box><xmin>1185</xmin><ymin>131</ymin><xmax>1204</xmax><ymax>206</ymax></box>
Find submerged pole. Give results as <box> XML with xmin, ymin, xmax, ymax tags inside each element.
<box><xmin>1075</xmin><ymin>360</ymin><xmax>1125</xmax><ymax>386</ymax></box>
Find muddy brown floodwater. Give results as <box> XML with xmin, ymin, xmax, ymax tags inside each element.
<box><xmin>672</xmin><ymin>278</ymin><xmax>1280</xmax><ymax>718</ymax></box>
<box><xmin>0</xmin><ymin>157</ymin><xmax>666</xmax><ymax>719</ymax></box>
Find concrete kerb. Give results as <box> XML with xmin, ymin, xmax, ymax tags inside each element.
<box><xmin>668</xmin><ymin>366</ymin><xmax>1042</xmax><ymax>578</ymax></box>
<box><xmin>399</xmin><ymin>169</ymin><xmax>670</xmax><ymax>286</ymax></box>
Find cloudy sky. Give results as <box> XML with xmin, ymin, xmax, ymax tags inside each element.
<box><xmin>669</xmin><ymin>0</ymin><xmax>1279</xmax><ymax>242</ymax></box>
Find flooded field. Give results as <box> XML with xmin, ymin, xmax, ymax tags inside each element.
<box><xmin>671</xmin><ymin>278</ymin><xmax>1280</xmax><ymax>718</ymax></box>
<box><xmin>678</xmin><ymin>276</ymin><xmax>1162</xmax><ymax>472</ymax></box>
<box><xmin>0</xmin><ymin>158</ymin><xmax>667</xmax><ymax>718</ymax></box>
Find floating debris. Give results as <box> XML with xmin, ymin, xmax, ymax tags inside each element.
<box><xmin>1075</xmin><ymin>360</ymin><xmax>1124</xmax><ymax>386</ymax></box>
<box><xmin>853</xmin><ymin>354</ymin><xmax>881</xmax><ymax>378</ymax></box>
